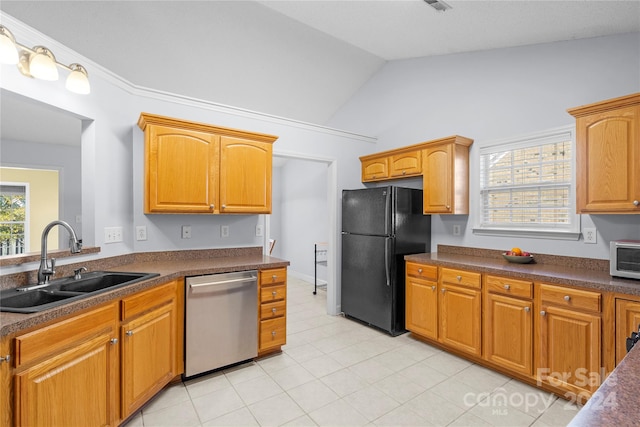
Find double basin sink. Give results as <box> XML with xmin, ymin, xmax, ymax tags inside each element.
<box><xmin>0</xmin><ymin>271</ymin><xmax>159</xmax><ymax>313</ymax></box>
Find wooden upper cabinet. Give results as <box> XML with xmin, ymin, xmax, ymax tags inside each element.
<box><xmin>390</xmin><ymin>150</ymin><xmax>421</xmax><ymax>178</ymax></box>
<box><xmin>423</xmin><ymin>136</ymin><xmax>473</xmax><ymax>214</ymax></box>
<box><xmin>219</xmin><ymin>136</ymin><xmax>272</xmax><ymax>213</ymax></box>
<box><xmin>138</xmin><ymin>113</ymin><xmax>278</xmax><ymax>214</ymax></box>
<box><xmin>568</xmin><ymin>93</ymin><xmax>640</xmax><ymax>213</ymax></box>
<box><xmin>361</xmin><ymin>156</ymin><xmax>389</xmax><ymax>182</ymax></box>
<box><xmin>146</xmin><ymin>124</ymin><xmax>219</xmax><ymax>213</ymax></box>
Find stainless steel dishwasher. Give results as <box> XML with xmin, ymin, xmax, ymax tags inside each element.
<box><xmin>184</xmin><ymin>270</ymin><xmax>258</xmax><ymax>378</ymax></box>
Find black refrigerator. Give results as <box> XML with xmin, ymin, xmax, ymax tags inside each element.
<box><xmin>341</xmin><ymin>186</ymin><xmax>431</xmax><ymax>336</ymax></box>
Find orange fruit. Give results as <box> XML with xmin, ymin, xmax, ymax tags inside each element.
<box><xmin>511</xmin><ymin>247</ymin><xmax>522</xmax><ymax>256</ymax></box>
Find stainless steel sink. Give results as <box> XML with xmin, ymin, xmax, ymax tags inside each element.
<box><xmin>0</xmin><ymin>271</ymin><xmax>159</xmax><ymax>313</ymax></box>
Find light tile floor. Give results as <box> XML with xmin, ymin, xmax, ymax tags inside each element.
<box><xmin>124</xmin><ymin>277</ymin><xmax>581</xmax><ymax>427</ymax></box>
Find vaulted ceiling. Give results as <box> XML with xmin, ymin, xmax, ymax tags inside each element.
<box><xmin>1</xmin><ymin>0</ymin><xmax>639</xmax><ymax>126</ymax></box>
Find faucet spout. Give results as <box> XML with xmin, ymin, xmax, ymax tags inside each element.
<box><xmin>38</xmin><ymin>220</ymin><xmax>82</xmax><ymax>285</ymax></box>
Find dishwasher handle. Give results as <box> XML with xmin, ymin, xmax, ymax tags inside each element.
<box><xmin>189</xmin><ymin>276</ymin><xmax>257</xmax><ymax>289</ymax></box>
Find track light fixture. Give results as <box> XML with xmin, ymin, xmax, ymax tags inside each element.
<box><xmin>0</xmin><ymin>24</ymin><xmax>90</xmax><ymax>94</ymax></box>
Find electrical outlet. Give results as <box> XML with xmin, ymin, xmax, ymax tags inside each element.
<box><xmin>182</xmin><ymin>225</ymin><xmax>191</xmax><ymax>239</ymax></box>
<box><xmin>136</xmin><ymin>226</ymin><xmax>147</xmax><ymax>241</ymax></box>
<box><xmin>453</xmin><ymin>225</ymin><xmax>461</xmax><ymax>236</ymax></box>
<box><xmin>583</xmin><ymin>227</ymin><xmax>597</xmax><ymax>244</ymax></box>
<box><xmin>256</xmin><ymin>224</ymin><xmax>264</xmax><ymax>237</ymax></box>
<box><xmin>221</xmin><ymin>225</ymin><xmax>229</xmax><ymax>238</ymax></box>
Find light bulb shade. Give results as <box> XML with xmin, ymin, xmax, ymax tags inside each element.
<box><xmin>65</xmin><ymin>63</ymin><xmax>90</xmax><ymax>94</ymax></box>
<box><xmin>29</xmin><ymin>46</ymin><xmax>58</xmax><ymax>81</ymax></box>
<box><xmin>0</xmin><ymin>25</ymin><xmax>19</xmax><ymax>64</ymax></box>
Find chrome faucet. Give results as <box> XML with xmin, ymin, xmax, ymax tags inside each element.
<box><xmin>37</xmin><ymin>220</ymin><xmax>82</xmax><ymax>285</ymax></box>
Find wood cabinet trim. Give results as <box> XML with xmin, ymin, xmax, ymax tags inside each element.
<box><xmin>567</xmin><ymin>93</ymin><xmax>640</xmax><ymax>117</ymax></box>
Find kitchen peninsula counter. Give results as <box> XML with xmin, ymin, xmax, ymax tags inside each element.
<box><xmin>405</xmin><ymin>245</ymin><xmax>640</xmax><ymax>297</ymax></box>
<box><xmin>0</xmin><ymin>247</ymin><xmax>289</xmax><ymax>337</ymax></box>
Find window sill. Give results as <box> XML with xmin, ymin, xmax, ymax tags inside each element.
<box><xmin>472</xmin><ymin>228</ymin><xmax>581</xmax><ymax>241</ymax></box>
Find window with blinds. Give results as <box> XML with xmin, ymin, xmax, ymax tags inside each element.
<box><xmin>476</xmin><ymin>127</ymin><xmax>579</xmax><ymax>238</ymax></box>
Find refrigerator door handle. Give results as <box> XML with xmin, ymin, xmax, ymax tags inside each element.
<box><xmin>384</xmin><ymin>237</ymin><xmax>391</xmax><ymax>287</ymax></box>
<box><xmin>384</xmin><ymin>190</ymin><xmax>391</xmax><ymax>236</ymax></box>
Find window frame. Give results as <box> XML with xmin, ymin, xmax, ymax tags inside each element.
<box><xmin>0</xmin><ymin>181</ymin><xmax>30</xmax><ymax>254</ymax></box>
<box><xmin>472</xmin><ymin>125</ymin><xmax>581</xmax><ymax>240</ymax></box>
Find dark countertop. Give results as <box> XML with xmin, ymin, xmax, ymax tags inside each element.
<box><xmin>1</xmin><ymin>249</ymin><xmax>289</xmax><ymax>337</ymax></box>
<box><xmin>567</xmin><ymin>342</ymin><xmax>640</xmax><ymax>426</ymax></box>
<box><xmin>404</xmin><ymin>251</ymin><xmax>640</xmax><ymax>296</ymax></box>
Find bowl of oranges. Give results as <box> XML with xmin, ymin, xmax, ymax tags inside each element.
<box><xmin>502</xmin><ymin>247</ymin><xmax>534</xmax><ymax>264</ymax></box>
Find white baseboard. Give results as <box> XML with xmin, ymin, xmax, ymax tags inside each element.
<box><xmin>288</xmin><ymin>270</ymin><xmax>327</xmax><ymax>286</ymax></box>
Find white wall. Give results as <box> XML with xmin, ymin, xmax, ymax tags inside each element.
<box><xmin>328</xmin><ymin>33</ymin><xmax>640</xmax><ymax>259</ymax></box>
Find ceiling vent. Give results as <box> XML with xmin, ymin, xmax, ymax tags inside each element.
<box><xmin>424</xmin><ymin>0</ymin><xmax>452</xmax><ymax>12</ymax></box>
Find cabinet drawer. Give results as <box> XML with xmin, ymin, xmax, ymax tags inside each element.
<box><xmin>260</xmin><ymin>317</ymin><xmax>286</xmax><ymax>349</ymax></box>
<box><xmin>539</xmin><ymin>284</ymin><xmax>601</xmax><ymax>312</ymax></box>
<box><xmin>260</xmin><ymin>283</ymin><xmax>286</xmax><ymax>303</ymax></box>
<box><xmin>261</xmin><ymin>300</ymin><xmax>286</xmax><ymax>319</ymax></box>
<box><xmin>406</xmin><ymin>262</ymin><xmax>437</xmax><ymax>280</ymax></box>
<box><xmin>14</xmin><ymin>302</ymin><xmax>118</xmax><ymax>368</ymax></box>
<box><xmin>260</xmin><ymin>268</ymin><xmax>287</xmax><ymax>285</ymax></box>
<box><xmin>486</xmin><ymin>275</ymin><xmax>533</xmax><ymax>299</ymax></box>
<box><xmin>441</xmin><ymin>268</ymin><xmax>481</xmax><ymax>289</ymax></box>
<box><xmin>121</xmin><ymin>281</ymin><xmax>176</xmax><ymax>321</ymax></box>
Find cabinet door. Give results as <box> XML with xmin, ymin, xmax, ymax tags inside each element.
<box><xmin>615</xmin><ymin>298</ymin><xmax>640</xmax><ymax>365</ymax></box>
<box><xmin>390</xmin><ymin>150</ymin><xmax>421</xmax><ymax>178</ymax></box>
<box><xmin>575</xmin><ymin>105</ymin><xmax>639</xmax><ymax>213</ymax></box>
<box><xmin>484</xmin><ymin>293</ymin><xmax>532</xmax><ymax>376</ymax></box>
<box><xmin>538</xmin><ymin>305</ymin><xmax>601</xmax><ymax>397</ymax></box>
<box><xmin>219</xmin><ymin>136</ymin><xmax>272</xmax><ymax>213</ymax></box>
<box><xmin>406</xmin><ymin>276</ymin><xmax>438</xmax><ymax>339</ymax></box>
<box><xmin>423</xmin><ymin>144</ymin><xmax>453</xmax><ymax>214</ymax></box>
<box><xmin>361</xmin><ymin>157</ymin><xmax>389</xmax><ymax>182</ymax></box>
<box><xmin>439</xmin><ymin>284</ymin><xmax>481</xmax><ymax>357</ymax></box>
<box><xmin>147</xmin><ymin>125</ymin><xmax>219</xmax><ymax>213</ymax></box>
<box><xmin>15</xmin><ymin>332</ymin><xmax>118</xmax><ymax>427</ymax></box>
<box><xmin>121</xmin><ymin>302</ymin><xmax>176</xmax><ymax>418</ymax></box>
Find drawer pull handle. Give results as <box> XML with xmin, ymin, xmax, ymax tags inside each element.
<box><xmin>634</xmin><ymin>200</ymin><xmax>639</xmax><ymax>206</ymax></box>
<box><xmin>418</xmin><ymin>268</ymin><xmax>423</xmax><ymax>274</ymax></box>
<box><xmin>272</xmin><ymin>291</ymin><xmax>277</xmax><ymax>297</ymax></box>
<box><xmin>456</xmin><ymin>275</ymin><xmax>462</xmax><ymax>282</ymax></box>
<box><xmin>126</xmin><ymin>330</ymin><xmax>133</xmax><ymax>336</ymax></box>
<box><xmin>110</xmin><ymin>338</ymin><xmax>118</xmax><ymax>345</ymax></box>
<box><xmin>402</xmin><ymin>170</ymin><xmax>407</xmax><ymax>175</ymax></box>
<box><xmin>540</xmin><ymin>310</ymin><xmax>546</xmax><ymax>316</ymax></box>
<box><xmin>446</xmin><ymin>205</ymin><xmax>451</xmax><ymax>210</ymax></box>
<box><xmin>524</xmin><ymin>307</ymin><xmax>530</xmax><ymax>313</ymax></box>
<box><xmin>564</xmin><ymin>295</ymin><xmax>571</xmax><ymax>302</ymax></box>
<box><xmin>504</xmin><ymin>284</ymin><xmax>511</xmax><ymax>290</ymax></box>
<box><xmin>271</xmin><ymin>331</ymin><xmax>277</xmax><ymax>337</ymax></box>
<box><xmin>431</xmin><ymin>285</ymin><xmax>436</xmax><ymax>291</ymax></box>
<box><xmin>442</xmin><ymin>288</ymin><xmax>446</xmax><ymax>293</ymax></box>
<box><xmin>0</xmin><ymin>355</ymin><xmax>10</xmax><ymax>363</ymax></box>
<box><xmin>210</xmin><ymin>204</ymin><xmax>215</xmax><ymax>209</ymax></box>
<box><xmin>272</xmin><ymin>308</ymin><xmax>277</xmax><ymax>314</ymax></box>
<box><xmin>272</xmin><ymin>275</ymin><xmax>277</xmax><ymax>281</ymax></box>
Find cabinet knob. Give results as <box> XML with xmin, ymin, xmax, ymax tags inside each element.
<box><xmin>524</xmin><ymin>307</ymin><xmax>530</xmax><ymax>313</ymax></box>
<box><xmin>272</xmin><ymin>307</ymin><xmax>277</xmax><ymax>314</ymax></box>
<box><xmin>210</xmin><ymin>204</ymin><xmax>215</xmax><ymax>209</ymax></box>
<box><xmin>272</xmin><ymin>291</ymin><xmax>277</xmax><ymax>297</ymax></box>
<box><xmin>431</xmin><ymin>285</ymin><xmax>436</xmax><ymax>291</ymax></box>
<box><xmin>446</xmin><ymin>205</ymin><xmax>451</xmax><ymax>210</ymax></box>
<box><xmin>456</xmin><ymin>275</ymin><xmax>462</xmax><ymax>282</ymax></box>
<box><xmin>272</xmin><ymin>275</ymin><xmax>277</xmax><ymax>281</ymax></box>
<box><xmin>402</xmin><ymin>170</ymin><xmax>406</xmax><ymax>175</ymax></box>
<box><xmin>110</xmin><ymin>338</ymin><xmax>118</xmax><ymax>345</ymax></box>
<box><xmin>504</xmin><ymin>284</ymin><xmax>511</xmax><ymax>290</ymax></box>
<box><xmin>540</xmin><ymin>310</ymin><xmax>546</xmax><ymax>316</ymax></box>
<box><xmin>418</xmin><ymin>268</ymin><xmax>423</xmax><ymax>274</ymax></box>
<box><xmin>0</xmin><ymin>355</ymin><xmax>10</xmax><ymax>363</ymax></box>
<box><xmin>441</xmin><ymin>288</ymin><xmax>446</xmax><ymax>293</ymax></box>
<box><xmin>564</xmin><ymin>295</ymin><xmax>571</xmax><ymax>302</ymax></box>
<box><xmin>221</xmin><ymin>204</ymin><xmax>227</xmax><ymax>209</ymax></box>
<box><xmin>634</xmin><ymin>200</ymin><xmax>639</xmax><ymax>206</ymax></box>
<box><xmin>271</xmin><ymin>331</ymin><xmax>277</xmax><ymax>337</ymax></box>
<box><xmin>126</xmin><ymin>330</ymin><xmax>133</xmax><ymax>336</ymax></box>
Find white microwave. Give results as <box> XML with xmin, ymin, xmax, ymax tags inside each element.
<box><xmin>610</xmin><ymin>240</ymin><xmax>640</xmax><ymax>280</ymax></box>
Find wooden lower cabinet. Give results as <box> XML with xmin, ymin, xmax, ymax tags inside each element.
<box><xmin>439</xmin><ymin>283</ymin><xmax>482</xmax><ymax>357</ymax></box>
<box><xmin>484</xmin><ymin>293</ymin><xmax>533</xmax><ymax>376</ymax></box>
<box><xmin>406</xmin><ymin>275</ymin><xmax>438</xmax><ymax>340</ymax></box>
<box><xmin>13</xmin><ymin>302</ymin><xmax>120</xmax><ymax>427</ymax></box>
<box><xmin>484</xmin><ymin>275</ymin><xmax>533</xmax><ymax>376</ymax></box>
<box><xmin>615</xmin><ymin>297</ymin><xmax>640</xmax><ymax>365</ymax></box>
<box><xmin>120</xmin><ymin>281</ymin><xmax>179</xmax><ymax>419</ymax></box>
<box><xmin>258</xmin><ymin>268</ymin><xmax>288</xmax><ymax>354</ymax></box>
<box><xmin>537</xmin><ymin>284</ymin><xmax>602</xmax><ymax>399</ymax></box>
